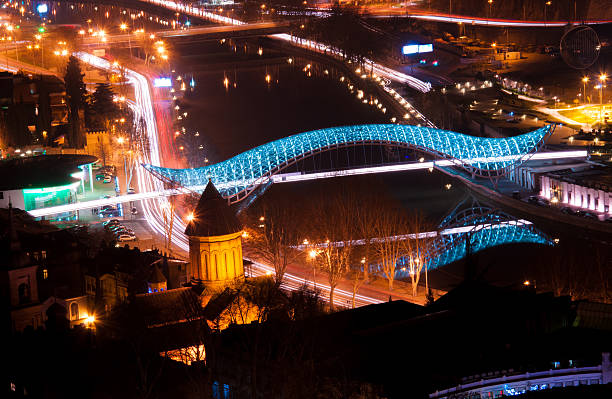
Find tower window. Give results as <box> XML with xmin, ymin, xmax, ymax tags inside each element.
<box><xmin>42</xmin><ymin>269</ymin><xmax>48</xmax><ymax>279</ymax></box>
<box><xmin>18</xmin><ymin>283</ymin><xmax>31</xmax><ymax>304</ymax></box>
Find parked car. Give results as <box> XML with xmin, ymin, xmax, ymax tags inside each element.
<box><xmin>527</xmin><ymin>196</ymin><xmax>539</xmax><ymax>204</ymax></box>
<box><xmin>102</xmin><ymin>176</ymin><xmax>112</xmax><ymax>184</ymax></box>
<box><xmin>130</xmin><ymin>207</ymin><xmax>138</xmax><ymax>215</ymax></box>
<box><xmin>127</xmin><ymin>187</ymin><xmax>136</xmax><ymax>194</ymax></box>
<box><xmin>103</xmin><ymin>219</ymin><xmax>121</xmax><ymax>226</ymax></box>
<box><xmin>560</xmin><ymin>207</ymin><xmax>575</xmax><ymax>215</ymax></box>
<box><xmin>512</xmin><ymin>191</ymin><xmax>521</xmax><ymax>199</ymax></box>
<box><xmin>528</xmin><ymin>196</ymin><xmax>550</xmax><ymax>206</ymax></box>
<box><xmin>117</xmin><ymin>234</ymin><xmax>136</xmax><ymax>242</ymax></box>
<box><xmin>99</xmin><ymin>209</ymin><xmax>120</xmax><ymax>218</ymax></box>
<box><xmin>576</xmin><ymin>210</ymin><xmax>598</xmax><ymax>220</ymax></box>
<box><xmin>95</xmin><ymin>174</ymin><xmax>106</xmax><ymax>181</ymax></box>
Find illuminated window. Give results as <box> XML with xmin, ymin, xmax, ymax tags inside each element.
<box><xmin>42</xmin><ymin>269</ymin><xmax>48</xmax><ymax>279</ymax></box>
<box><xmin>70</xmin><ymin>302</ymin><xmax>79</xmax><ymax>320</ymax></box>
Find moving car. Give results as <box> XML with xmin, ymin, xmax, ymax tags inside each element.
<box><xmin>117</xmin><ymin>234</ymin><xmax>136</xmax><ymax>242</ymax></box>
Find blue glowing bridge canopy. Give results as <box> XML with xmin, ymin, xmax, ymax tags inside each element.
<box><xmin>394</xmin><ymin>203</ymin><xmax>552</xmax><ymax>278</ymax></box>
<box><xmin>145</xmin><ymin>124</ymin><xmax>553</xmax><ymax>203</ymax></box>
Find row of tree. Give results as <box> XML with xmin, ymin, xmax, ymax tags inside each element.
<box><xmin>241</xmin><ymin>179</ymin><xmax>436</xmax><ymax>308</ymax></box>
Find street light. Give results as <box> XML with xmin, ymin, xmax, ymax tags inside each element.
<box><xmin>582</xmin><ymin>76</ymin><xmax>589</xmax><ymax>103</ymax></box>
<box><xmin>599</xmin><ymin>74</ymin><xmax>607</xmax><ymax>126</ymax></box>
<box><xmin>544</xmin><ymin>1</ymin><xmax>552</xmax><ymax>27</ymax></box>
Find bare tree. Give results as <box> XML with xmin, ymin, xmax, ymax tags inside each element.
<box><xmin>160</xmin><ymin>198</ymin><xmax>175</xmax><ymax>255</ymax></box>
<box><xmin>371</xmin><ymin>205</ymin><xmax>410</xmax><ymax>291</ymax></box>
<box><xmin>405</xmin><ymin>212</ymin><xmax>434</xmax><ymax>296</ymax></box>
<box><xmin>243</xmin><ymin>195</ymin><xmax>303</xmax><ymax>287</ymax></box>
<box><xmin>346</xmin><ymin>259</ymin><xmax>367</xmax><ymax>308</ymax></box>
<box><xmin>308</xmin><ymin>186</ymin><xmax>357</xmax><ymax>310</ymax></box>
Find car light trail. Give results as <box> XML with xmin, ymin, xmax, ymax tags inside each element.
<box><xmin>381</xmin><ymin>13</ymin><xmax>612</xmax><ymax>27</ymax></box>
<box><xmin>28</xmin><ymin>150</ymin><xmax>586</xmax><ymax>218</ymax></box>
<box><xmin>295</xmin><ymin>219</ymin><xmax>535</xmax><ymax>250</ymax></box>
<box><xmin>73</xmin><ymin>52</ymin><xmax>180</xmax><ymax>254</ymax></box>
<box><xmin>247</xmin><ymin>259</ymin><xmax>383</xmax><ymax>307</ymax></box>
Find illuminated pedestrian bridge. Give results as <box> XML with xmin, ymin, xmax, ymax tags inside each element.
<box><xmin>394</xmin><ymin>202</ymin><xmax>553</xmax><ymax>277</ymax></box>
<box><xmin>145</xmin><ymin>124</ymin><xmax>554</xmax><ymax>203</ymax></box>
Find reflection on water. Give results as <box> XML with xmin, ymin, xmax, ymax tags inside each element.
<box><xmin>394</xmin><ymin>197</ymin><xmax>552</xmax><ymax>277</ymax></box>
<box><xmin>176</xmin><ymin>40</ymin><xmax>389</xmax><ymax>165</ymax></box>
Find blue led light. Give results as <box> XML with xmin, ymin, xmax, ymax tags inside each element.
<box><xmin>393</xmin><ymin>206</ymin><xmax>552</xmax><ymax>277</ymax></box>
<box><xmin>145</xmin><ymin>124</ymin><xmax>553</xmax><ymax>202</ymax></box>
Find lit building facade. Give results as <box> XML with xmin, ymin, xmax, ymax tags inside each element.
<box><xmin>540</xmin><ymin>172</ymin><xmax>612</xmax><ymax>215</ymax></box>
<box><xmin>429</xmin><ymin>353</ymin><xmax>612</xmax><ymax>398</ymax></box>
<box><xmin>0</xmin><ymin>154</ymin><xmax>96</xmax><ymax>220</ymax></box>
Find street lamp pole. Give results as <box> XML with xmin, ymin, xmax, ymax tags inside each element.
<box><xmin>599</xmin><ymin>74</ymin><xmax>607</xmax><ymax>127</ymax></box>
<box><xmin>582</xmin><ymin>76</ymin><xmax>589</xmax><ymax>104</ymax></box>
<box><xmin>544</xmin><ymin>1</ymin><xmax>552</xmax><ymax>27</ymax></box>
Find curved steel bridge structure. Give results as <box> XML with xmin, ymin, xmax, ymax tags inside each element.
<box><xmin>145</xmin><ymin>124</ymin><xmax>554</xmax><ymax>204</ymax></box>
<box><xmin>394</xmin><ymin>203</ymin><xmax>552</xmax><ymax>278</ymax></box>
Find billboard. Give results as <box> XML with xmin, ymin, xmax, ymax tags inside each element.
<box><xmin>402</xmin><ymin>45</ymin><xmax>419</xmax><ymax>55</ymax></box>
<box><xmin>402</xmin><ymin>43</ymin><xmax>433</xmax><ymax>55</ymax></box>
<box><xmin>418</xmin><ymin>44</ymin><xmax>433</xmax><ymax>53</ymax></box>
<box><xmin>154</xmin><ymin>77</ymin><xmax>172</xmax><ymax>88</ymax></box>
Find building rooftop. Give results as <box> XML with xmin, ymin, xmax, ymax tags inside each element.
<box><xmin>0</xmin><ymin>154</ymin><xmax>96</xmax><ymax>191</ymax></box>
<box><xmin>548</xmin><ymin>167</ymin><xmax>612</xmax><ymax>192</ymax></box>
<box><xmin>184</xmin><ymin>180</ymin><xmax>242</xmax><ymax>237</ymax></box>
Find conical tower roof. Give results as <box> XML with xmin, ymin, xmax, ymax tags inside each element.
<box><xmin>184</xmin><ymin>180</ymin><xmax>242</xmax><ymax>237</ymax></box>
<box><xmin>149</xmin><ymin>263</ymin><xmax>167</xmax><ymax>284</ymax></box>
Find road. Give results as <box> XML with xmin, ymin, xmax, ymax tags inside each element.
<box><xmin>309</xmin><ymin>4</ymin><xmax>612</xmax><ymax>27</ymax></box>
<box><xmin>81</xmin><ymin>21</ymin><xmax>290</xmax><ymax>45</ymax></box>
<box><xmin>368</xmin><ymin>11</ymin><xmax>612</xmax><ymax>27</ymax></box>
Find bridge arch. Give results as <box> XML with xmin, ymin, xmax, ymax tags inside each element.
<box><xmin>145</xmin><ymin>124</ymin><xmax>554</xmax><ymax>203</ymax></box>
<box><xmin>394</xmin><ymin>204</ymin><xmax>553</xmax><ymax>277</ymax></box>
